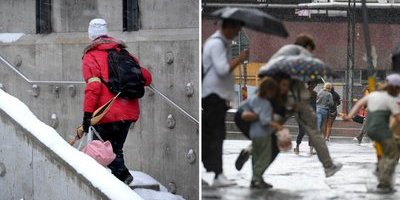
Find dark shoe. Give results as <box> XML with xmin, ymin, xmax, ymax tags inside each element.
<box><xmin>325</xmin><ymin>162</ymin><xmax>343</xmax><ymax>177</ymax></box>
<box><xmin>294</xmin><ymin>147</ymin><xmax>299</xmax><ymax>155</ymax></box>
<box><xmin>376</xmin><ymin>184</ymin><xmax>396</xmax><ymax>194</ymax></box>
<box><xmin>235</xmin><ymin>149</ymin><xmax>251</xmax><ymax>171</ymax></box>
<box><xmin>114</xmin><ymin>169</ymin><xmax>134</xmax><ymax>185</ymax></box>
<box><xmin>250</xmin><ymin>180</ymin><xmax>273</xmax><ymax>189</ymax></box>
<box><xmin>123</xmin><ymin>173</ymin><xmax>134</xmax><ymax>185</ymax></box>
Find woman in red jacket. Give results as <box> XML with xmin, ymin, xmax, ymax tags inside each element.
<box><xmin>82</xmin><ymin>18</ymin><xmax>152</xmax><ymax>184</ymax></box>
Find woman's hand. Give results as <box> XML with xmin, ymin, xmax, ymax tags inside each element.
<box><xmin>270</xmin><ymin>122</ymin><xmax>283</xmax><ymax>131</ymax></box>
<box><xmin>341</xmin><ymin>114</ymin><xmax>352</xmax><ymax>122</ymax></box>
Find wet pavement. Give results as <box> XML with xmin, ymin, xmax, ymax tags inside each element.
<box><xmin>202</xmin><ymin>140</ymin><xmax>400</xmax><ymax>200</ymax></box>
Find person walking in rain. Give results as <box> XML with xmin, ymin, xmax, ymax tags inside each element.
<box><xmin>81</xmin><ymin>18</ymin><xmax>152</xmax><ymax>184</ymax></box>
<box><xmin>294</xmin><ymin>80</ymin><xmax>318</xmax><ymax>154</ymax></box>
<box><xmin>315</xmin><ymin>82</ymin><xmax>334</xmax><ymax>148</ymax></box>
<box><xmin>202</xmin><ymin>18</ymin><xmax>249</xmax><ymax>187</ymax></box>
<box><xmin>235</xmin><ymin>72</ymin><xmax>290</xmax><ymax>171</ymax></box>
<box><xmin>353</xmin><ymin>86</ymin><xmax>370</xmax><ymax>144</ymax></box>
<box><xmin>236</xmin><ymin>34</ymin><xmax>343</xmax><ymax>177</ymax></box>
<box><xmin>243</xmin><ymin>77</ymin><xmax>282</xmax><ymax>188</ymax></box>
<box><xmin>343</xmin><ymin>74</ymin><xmax>400</xmax><ymax>193</ymax></box>
<box><xmin>324</xmin><ymin>86</ymin><xmax>341</xmax><ymax>142</ymax></box>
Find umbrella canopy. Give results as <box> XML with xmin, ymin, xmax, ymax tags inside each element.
<box><xmin>258</xmin><ymin>55</ymin><xmax>334</xmax><ymax>82</ymax></box>
<box><xmin>211</xmin><ymin>7</ymin><xmax>288</xmax><ymax>38</ymax></box>
<box><xmin>392</xmin><ymin>44</ymin><xmax>400</xmax><ymax>72</ymax></box>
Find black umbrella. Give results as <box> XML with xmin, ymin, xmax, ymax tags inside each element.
<box><xmin>392</xmin><ymin>44</ymin><xmax>400</xmax><ymax>72</ymax></box>
<box><xmin>211</xmin><ymin>7</ymin><xmax>288</xmax><ymax>38</ymax></box>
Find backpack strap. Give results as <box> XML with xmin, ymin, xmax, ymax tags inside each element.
<box><xmin>202</xmin><ymin>36</ymin><xmax>227</xmax><ymax>80</ymax></box>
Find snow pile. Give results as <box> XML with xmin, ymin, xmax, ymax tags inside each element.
<box><xmin>0</xmin><ymin>33</ymin><xmax>24</xmax><ymax>43</ymax></box>
<box><xmin>0</xmin><ymin>89</ymin><xmax>142</xmax><ymax>200</ymax></box>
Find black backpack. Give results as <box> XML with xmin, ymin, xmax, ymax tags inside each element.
<box><xmin>105</xmin><ymin>48</ymin><xmax>145</xmax><ymax>99</ymax></box>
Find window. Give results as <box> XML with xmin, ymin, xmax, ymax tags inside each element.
<box><xmin>123</xmin><ymin>0</ymin><xmax>139</xmax><ymax>31</ymax></box>
<box><xmin>36</xmin><ymin>0</ymin><xmax>52</xmax><ymax>34</ymax></box>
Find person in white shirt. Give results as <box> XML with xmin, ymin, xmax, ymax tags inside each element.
<box><xmin>202</xmin><ymin>18</ymin><xmax>249</xmax><ymax>187</ymax></box>
<box><xmin>343</xmin><ymin>74</ymin><xmax>400</xmax><ymax>193</ymax></box>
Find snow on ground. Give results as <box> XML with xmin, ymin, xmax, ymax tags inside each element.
<box><xmin>203</xmin><ymin>140</ymin><xmax>400</xmax><ymax>200</ymax></box>
<box><xmin>0</xmin><ymin>89</ymin><xmax>184</xmax><ymax>200</ymax></box>
<box><xmin>0</xmin><ymin>33</ymin><xmax>24</xmax><ymax>43</ymax></box>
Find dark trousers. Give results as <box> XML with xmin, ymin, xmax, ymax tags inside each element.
<box><xmin>202</xmin><ymin>94</ymin><xmax>228</xmax><ymax>175</ymax></box>
<box><xmin>356</xmin><ymin>116</ymin><xmax>368</xmax><ymax>142</ymax></box>
<box><xmin>296</xmin><ymin>123</ymin><xmax>305</xmax><ymax>146</ymax></box>
<box><xmin>270</xmin><ymin>133</ymin><xmax>280</xmax><ymax>164</ymax></box>
<box><xmin>376</xmin><ymin>137</ymin><xmax>400</xmax><ymax>187</ymax></box>
<box><xmin>296</xmin><ymin>104</ymin><xmax>316</xmax><ymax>147</ymax></box>
<box><xmin>93</xmin><ymin>121</ymin><xmax>133</xmax><ymax>178</ymax></box>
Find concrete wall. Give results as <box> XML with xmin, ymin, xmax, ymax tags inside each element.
<box><xmin>0</xmin><ymin>0</ymin><xmax>36</xmax><ymax>33</ymax></box>
<box><xmin>140</xmin><ymin>0</ymin><xmax>199</xmax><ymax>29</ymax></box>
<box><xmin>0</xmin><ymin>109</ymin><xmax>111</xmax><ymax>200</ymax></box>
<box><xmin>0</xmin><ymin>0</ymin><xmax>199</xmax><ymax>199</ymax></box>
<box><xmin>52</xmin><ymin>0</ymin><xmax>123</xmax><ymax>33</ymax></box>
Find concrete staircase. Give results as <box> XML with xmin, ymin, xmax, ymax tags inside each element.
<box><xmin>225</xmin><ymin>110</ymin><xmax>364</xmax><ymax>141</ymax></box>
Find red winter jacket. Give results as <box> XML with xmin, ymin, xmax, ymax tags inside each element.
<box><xmin>82</xmin><ymin>36</ymin><xmax>152</xmax><ymax>124</ymax></box>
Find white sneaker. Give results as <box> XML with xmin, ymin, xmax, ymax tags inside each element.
<box><xmin>212</xmin><ymin>174</ymin><xmax>236</xmax><ymax>187</ymax></box>
<box><xmin>353</xmin><ymin>137</ymin><xmax>362</xmax><ymax>144</ymax></box>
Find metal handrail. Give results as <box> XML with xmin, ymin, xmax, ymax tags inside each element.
<box><xmin>0</xmin><ymin>55</ymin><xmax>84</xmax><ymax>85</ymax></box>
<box><xmin>0</xmin><ymin>54</ymin><xmax>199</xmax><ymax>124</ymax></box>
<box><xmin>202</xmin><ymin>2</ymin><xmax>400</xmax><ymax>9</ymax></box>
<box><xmin>148</xmin><ymin>85</ymin><xmax>198</xmax><ymax>124</ymax></box>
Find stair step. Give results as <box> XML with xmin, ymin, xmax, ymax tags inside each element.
<box><xmin>130</xmin><ymin>184</ymin><xmax>160</xmax><ymax>191</ymax></box>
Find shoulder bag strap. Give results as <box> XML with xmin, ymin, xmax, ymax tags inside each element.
<box><xmin>202</xmin><ymin>36</ymin><xmax>227</xmax><ymax>79</ymax></box>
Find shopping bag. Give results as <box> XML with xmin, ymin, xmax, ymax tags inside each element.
<box><xmin>276</xmin><ymin>128</ymin><xmax>292</xmax><ymax>151</ymax></box>
<box><xmin>79</xmin><ymin>126</ymin><xmax>116</xmax><ymax>167</ymax></box>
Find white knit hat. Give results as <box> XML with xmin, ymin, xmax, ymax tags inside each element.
<box><xmin>88</xmin><ymin>18</ymin><xmax>108</xmax><ymax>40</ymax></box>
<box><xmin>386</xmin><ymin>73</ymin><xmax>400</xmax><ymax>87</ymax></box>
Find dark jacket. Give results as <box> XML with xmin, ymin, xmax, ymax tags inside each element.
<box><xmin>329</xmin><ymin>89</ymin><xmax>341</xmax><ymax>114</ymax></box>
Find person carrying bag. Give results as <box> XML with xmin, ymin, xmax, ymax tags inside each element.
<box><xmin>78</xmin><ymin>18</ymin><xmax>152</xmax><ymax>185</ymax></box>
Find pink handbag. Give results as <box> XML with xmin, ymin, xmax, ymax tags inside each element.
<box><xmin>81</xmin><ymin>126</ymin><xmax>116</xmax><ymax>167</ymax></box>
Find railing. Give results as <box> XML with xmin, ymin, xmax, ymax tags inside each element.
<box><xmin>202</xmin><ymin>1</ymin><xmax>400</xmax><ymax>9</ymax></box>
<box><xmin>0</xmin><ymin>54</ymin><xmax>199</xmax><ymax>124</ymax></box>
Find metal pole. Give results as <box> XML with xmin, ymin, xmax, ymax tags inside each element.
<box><xmin>349</xmin><ymin>0</ymin><xmax>356</xmax><ymax>112</ymax></box>
<box><xmin>345</xmin><ymin>0</ymin><xmax>356</xmax><ymax>113</ymax></box>
<box><xmin>361</xmin><ymin>0</ymin><xmax>376</xmax><ymax>92</ymax></box>
<box><xmin>238</xmin><ymin>31</ymin><xmax>242</xmax><ymax>105</ymax></box>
